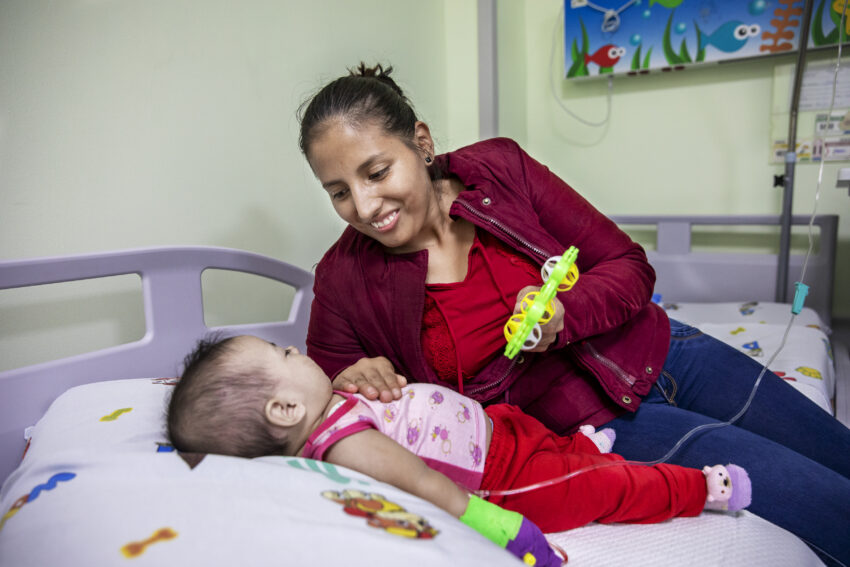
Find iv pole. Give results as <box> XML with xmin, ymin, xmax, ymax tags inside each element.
<box><xmin>776</xmin><ymin>0</ymin><xmax>814</xmax><ymax>303</ymax></box>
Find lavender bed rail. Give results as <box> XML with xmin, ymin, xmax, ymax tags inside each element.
<box><xmin>0</xmin><ymin>246</ymin><xmax>314</xmax><ymax>485</ymax></box>
<box><xmin>1</xmin><ymin>215</ymin><xmax>843</xmax><ymax>485</ymax></box>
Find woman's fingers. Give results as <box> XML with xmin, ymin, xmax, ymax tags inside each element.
<box><xmin>529</xmin><ymin>296</ymin><xmax>564</xmax><ymax>351</ymax></box>
<box><xmin>332</xmin><ymin>357</ymin><xmax>407</xmax><ymax>401</ymax></box>
<box><xmin>513</xmin><ymin>286</ymin><xmax>540</xmax><ymax>314</ymax></box>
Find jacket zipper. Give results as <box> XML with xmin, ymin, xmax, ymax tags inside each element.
<box><xmin>583</xmin><ymin>342</ymin><xmax>636</xmax><ymax>387</ymax></box>
<box><xmin>465</xmin><ymin>357</ymin><xmax>518</xmax><ymax>397</ymax></box>
<box><xmin>456</xmin><ymin>200</ymin><xmax>550</xmax><ymax>261</ymax></box>
<box><xmin>456</xmin><ymin>199</ymin><xmax>546</xmax><ymax>398</ymax></box>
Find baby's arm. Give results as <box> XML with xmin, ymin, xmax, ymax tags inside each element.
<box><xmin>323</xmin><ymin>428</ymin><xmax>469</xmax><ymax>516</ymax></box>
<box><xmin>324</xmin><ymin>428</ymin><xmax>563</xmax><ymax>566</ymax></box>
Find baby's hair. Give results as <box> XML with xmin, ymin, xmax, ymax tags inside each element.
<box><xmin>297</xmin><ymin>62</ymin><xmax>419</xmax><ymax>157</ymax></box>
<box><xmin>167</xmin><ymin>334</ymin><xmax>287</xmax><ymax>458</ymax></box>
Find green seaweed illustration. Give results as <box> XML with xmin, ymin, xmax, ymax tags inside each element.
<box><xmin>662</xmin><ymin>10</ymin><xmax>704</xmax><ymax>65</ymax></box>
<box><xmin>811</xmin><ymin>0</ymin><xmax>849</xmax><ymax>46</ymax></box>
<box><xmin>567</xmin><ymin>17</ymin><xmax>590</xmax><ymax>78</ymax></box>
<box><xmin>630</xmin><ymin>45</ymin><xmax>654</xmax><ymax>70</ymax></box>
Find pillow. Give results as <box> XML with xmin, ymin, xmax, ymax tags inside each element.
<box><xmin>0</xmin><ymin>378</ymin><xmax>520</xmax><ymax>566</ymax></box>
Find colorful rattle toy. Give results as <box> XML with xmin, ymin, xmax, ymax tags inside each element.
<box><xmin>503</xmin><ymin>247</ymin><xmax>579</xmax><ymax>359</ymax></box>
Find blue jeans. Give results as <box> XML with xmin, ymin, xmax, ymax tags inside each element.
<box><xmin>605</xmin><ymin>319</ymin><xmax>850</xmax><ymax>567</ymax></box>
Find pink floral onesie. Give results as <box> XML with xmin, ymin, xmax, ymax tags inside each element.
<box><xmin>302</xmin><ymin>384</ymin><xmax>489</xmax><ymax>490</ymax></box>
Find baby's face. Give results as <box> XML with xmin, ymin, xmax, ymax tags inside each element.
<box><xmin>228</xmin><ymin>336</ymin><xmax>331</xmax><ymax>401</ymax></box>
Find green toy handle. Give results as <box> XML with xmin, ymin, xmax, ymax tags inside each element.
<box><xmin>504</xmin><ymin>247</ymin><xmax>578</xmax><ymax>360</ymax></box>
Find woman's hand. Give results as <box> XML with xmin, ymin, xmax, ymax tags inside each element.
<box><xmin>332</xmin><ymin>356</ymin><xmax>408</xmax><ymax>402</ymax></box>
<box><xmin>514</xmin><ymin>285</ymin><xmax>565</xmax><ymax>352</ymax></box>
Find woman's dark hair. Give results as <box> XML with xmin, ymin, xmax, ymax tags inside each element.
<box><xmin>298</xmin><ymin>63</ymin><xmax>419</xmax><ymax>156</ymax></box>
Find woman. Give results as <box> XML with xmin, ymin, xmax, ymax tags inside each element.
<box><xmin>298</xmin><ymin>63</ymin><xmax>850</xmax><ymax>565</ymax></box>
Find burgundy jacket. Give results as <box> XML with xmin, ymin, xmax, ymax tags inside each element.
<box><xmin>306</xmin><ymin>138</ymin><xmax>670</xmax><ymax>434</ymax></box>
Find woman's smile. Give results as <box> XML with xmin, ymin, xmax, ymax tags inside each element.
<box><xmin>370</xmin><ymin>210</ymin><xmax>399</xmax><ymax>231</ymax></box>
<box><xmin>308</xmin><ymin>120</ymin><xmax>439</xmax><ymax>252</ymax></box>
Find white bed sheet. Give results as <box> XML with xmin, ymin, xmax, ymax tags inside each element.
<box><xmin>660</xmin><ymin>301</ymin><xmax>834</xmax><ymax>415</ymax></box>
<box><xmin>548</xmin><ymin>511</ymin><xmax>823</xmax><ymax>567</ymax></box>
<box><xmin>0</xmin><ymin>378</ymin><xmax>519</xmax><ymax>567</ymax></box>
<box><xmin>548</xmin><ymin>300</ymin><xmax>834</xmax><ymax>565</ymax></box>
<box><xmin>1</xmin><ymin>373</ymin><xmax>826</xmax><ymax>567</ymax></box>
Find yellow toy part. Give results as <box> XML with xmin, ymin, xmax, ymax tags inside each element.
<box><xmin>503</xmin><ymin>313</ymin><xmax>543</xmax><ymax>351</ymax></box>
<box><xmin>518</xmin><ymin>291</ymin><xmax>557</xmax><ymax>325</ymax></box>
<box><xmin>504</xmin><ymin>247</ymin><xmax>578</xmax><ymax>359</ymax></box>
<box><xmin>541</xmin><ymin>255</ymin><xmax>580</xmax><ymax>292</ymax></box>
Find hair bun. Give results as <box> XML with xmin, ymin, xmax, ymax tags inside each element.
<box><xmin>350</xmin><ymin>62</ymin><xmax>405</xmax><ymax>98</ymax></box>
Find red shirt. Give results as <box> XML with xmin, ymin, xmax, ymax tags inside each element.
<box><xmin>308</xmin><ymin>138</ymin><xmax>668</xmax><ymax>435</ymax></box>
<box><xmin>422</xmin><ymin>229</ymin><xmax>541</xmax><ymax>392</ymax></box>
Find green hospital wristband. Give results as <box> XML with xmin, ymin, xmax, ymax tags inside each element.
<box><xmin>459</xmin><ymin>495</ymin><xmax>523</xmax><ymax>548</ymax></box>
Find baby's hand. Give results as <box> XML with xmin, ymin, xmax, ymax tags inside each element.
<box><xmin>332</xmin><ymin>356</ymin><xmax>407</xmax><ymax>402</ymax></box>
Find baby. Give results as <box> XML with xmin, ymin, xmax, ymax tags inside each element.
<box><xmin>167</xmin><ymin>335</ymin><xmax>751</xmax><ymax>563</ymax></box>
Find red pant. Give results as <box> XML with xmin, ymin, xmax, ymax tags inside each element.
<box><xmin>481</xmin><ymin>404</ymin><xmax>707</xmax><ymax>532</ymax></box>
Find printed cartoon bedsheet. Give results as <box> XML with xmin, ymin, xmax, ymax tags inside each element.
<box><xmin>0</xmin><ymin>378</ymin><xmax>521</xmax><ymax>566</ymax></box>
<box><xmin>0</xmin><ymin>246</ymin><xmax>835</xmax><ymax>567</ymax></box>
<box><xmin>0</xmin><ymin>374</ymin><xmax>824</xmax><ymax>567</ymax></box>
<box><xmin>659</xmin><ymin>301</ymin><xmax>835</xmax><ymax>415</ymax></box>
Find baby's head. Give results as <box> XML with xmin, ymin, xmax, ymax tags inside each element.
<box><xmin>167</xmin><ymin>335</ymin><xmax>332</xmax><ymax>458</ymax></box>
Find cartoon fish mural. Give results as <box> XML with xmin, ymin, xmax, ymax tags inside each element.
<box><xmin>696</xmin><ymin>20</ymin><xmax>761</xmax><ymax>53</ymax></box>
<box><xmin>585</xmin><ymin>44</ymin><xmax>626</xmax><ymax>68</ymax></box>
<box><xmin>650</xmin><ymin>0</ymin><xmax>684</xmax><ymax>7</ymax></box>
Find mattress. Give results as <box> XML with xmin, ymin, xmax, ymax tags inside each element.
<box><xmin>659</xmin><ymin>301</ymin><xmax>834</xmax><ymax>415</ymax></box>
<box><xmin>0</xmin><ymin>378</ymin><xmax>520</xmax><ymax>567</ymax></box>
<box><xmin>0</xmin><ymin>360</ymin><xmax>826</xmax><ymax>566</ymax></box>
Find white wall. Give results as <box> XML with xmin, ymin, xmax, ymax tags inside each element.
<box><xmin>0</xmin><ymin>0</ymin><xmax>480</xmax><ymax>370</ymax></box>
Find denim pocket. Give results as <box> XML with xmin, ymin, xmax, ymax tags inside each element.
<box><xmin>653</xmin><ymin>370</ymin><xmax>678</xmax><ymax>406</ymax></box>
<box><xmin>669</xmin><ymin>318</ymin><xmax>703</xmax><ymax>340</ymax></box>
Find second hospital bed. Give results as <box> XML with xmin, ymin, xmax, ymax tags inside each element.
<box><xmin>0</xmin><ymin>214</ymin><xmax>844</xmax><ymax>566</ymax></box>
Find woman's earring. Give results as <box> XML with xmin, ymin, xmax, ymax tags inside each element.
<box><xmin>425</xmin><ymin>155</ymin><xmax>432</xmax><ymax>164</ymax></box>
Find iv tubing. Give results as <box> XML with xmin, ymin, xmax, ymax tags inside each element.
<box><xmin>478</xmin><ymin>4</ymin><xmax>847</xmax><ymax>500</ymax></box>
<box><xmin>777</xmin><ymin>0</ymin><xmax>816</xmax><ymax>302</ymax></box>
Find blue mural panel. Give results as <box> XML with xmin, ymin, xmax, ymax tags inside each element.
<box><xmin>564</xmin><ymin>0</ymin><xmax>849</xmax><ymax>79</ymax></box>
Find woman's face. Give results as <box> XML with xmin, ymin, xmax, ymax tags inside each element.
<box><xmin>306</xmin><ymin>119</ymin><xmax>438</xmax><ymax>252</ymax></box>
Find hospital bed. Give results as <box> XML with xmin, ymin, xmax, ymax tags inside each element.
<box><xmin>0</xmin><ymin>214</ymin><xmax>843</xmax><ymax>566</ymax></box>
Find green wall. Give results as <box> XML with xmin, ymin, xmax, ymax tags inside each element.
<box><xmin>0</xmin><ymin>0</ymin><xmax>480</xmax><ymax>370</ymax></box>
<box><xmin>1</xmin><ymin>0</ymin><xmax>847</xmax><ymax>371</ymax></box>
